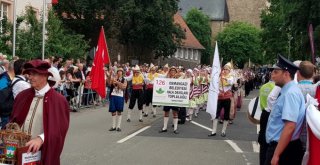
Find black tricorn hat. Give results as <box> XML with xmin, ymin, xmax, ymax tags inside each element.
<box><xmin>272</xmin><ymin>55</ymin><xmax>299</xmax><ymax>75</ymax></box>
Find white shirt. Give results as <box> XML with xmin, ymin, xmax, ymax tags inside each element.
<box><xmin>266</xmin><ymin>85</ymin><xmax>281</xmax><ymax>112</ymax></box>
<box><xmin>32</xmin><ymin>83</ymin><xmax>51</xmax><ymax>141</ymax></box>
<box><xmin>12</xmin><ymin>75</ymin><xmax>31</xmax><ymax>99</ymax></box>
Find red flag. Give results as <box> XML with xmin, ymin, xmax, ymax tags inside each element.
<box><xmin>90</xmin><ymin>27</ymin><xmax>110</xmax><ymax>98</ymax></box>
<box><xmin>52</xmin><ymin>0</ymin><xmax>58</xmax><ymax>4</ymax></box>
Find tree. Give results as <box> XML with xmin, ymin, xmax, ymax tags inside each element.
<box><xmin>15</xmin><ymin>6</ymin><xmax>88</xmax><ymax>59</ymax></box>
<box><xmin>46</xmin><ymin>10</ymin><xmax>89</xmax><ymax>59</ymax></box>
<box><xmin>115</xmin><ymin>0</ymin><xmax>185</xmax><ymax>60</ymax></box>
<box><xmin>261</xmin><ymin>0</ymin><xmax>320</xmax><ymax>62</ymax></box>
<box><xmin>216</xmin><ymin>22</ymin><xmax>262</xmax><ymax>68</ymax></box>
<box><xmin>54</xmin><ymin>0</ymin><xmax>185</xmax><ymax>61</ymax></box>
<box><xmin>0</xmin><ymin>17</ymin><xmax>12</xmax><ymax>56</ymax></box>
<box><xmin>185</xmin><ymin>8</ymin><xmax>212</xmax><ymax>64</ymax></box>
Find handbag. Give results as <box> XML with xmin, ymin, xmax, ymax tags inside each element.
<box><xmin>218</xmin><ymin>77</ymin><xmax>233</xmax><ymax>100</ymax></box>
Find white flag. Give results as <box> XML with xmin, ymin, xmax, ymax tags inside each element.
<box><xmin>206</xmin><ymin>42</ymin><xmax>221</xmax><ymax>119</ymax></box>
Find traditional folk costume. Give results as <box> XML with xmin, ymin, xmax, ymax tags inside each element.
<box><xmin>159</xmin><ymin>66</ymin><xmax>180</xmax><ymax>134</ymax></box>
<box><xmin>199</xmin><ymin>69</ymin><xmax>209</xmax><ymax>111</ymax></box>
<box><xmin>192</xmin><ymin>69</ymin><xmax>201</xmax><ymax>117</ymax></box>
<box><xmin>125</xmin><ymin>65</ymin><xmax>145</xmax><ymax>122</ymax></box>
<box><xmin>209</xmin><ymin>64</ymin><xmax>234</xmax><ymax>137</ymax></box>
<box><xmin>185</xmin><ymin>69</ymin><xmax>197</xmax><ymax>121</ymax></box>
<box><xmin>109</xmin><ymin>68</ymin><xmax>127</xmax><ymax>132</ymax></box>
<box><xmin>144</xmin><ymin>64</ymin><xmax>159</xmax><ymax>117</ymax></box>
<box><xmin>10</xmin><ymin>60</ymin><xmax>69</xmax><ymax>165</ymax></box>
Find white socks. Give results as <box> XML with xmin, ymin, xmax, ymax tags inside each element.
<box><xmin>127</xmin><ymin>109</ymin><xmax>132</xmax><ymax>120</ymax></box>
<box><xmin>152</xmin><ymin>107</ymin><xmax>156</xmax><ymax>115</ymax></box>
<box><xmin>112</xmin><ymin>115</ymin><xmax>116</xmax><ymax>128</ymax></box>
<box><xmin>222</xmin><ymin>120</ymin><xmax>228</xmax><ymax>133</ymax></box>
<box><xmin>117</xmin><ymin>115</ymin><xmax>122</xmax><ymax>128</ymax></box>
<box><xmin>163</xmin><ymin>117</ymin><xmax>169</xmax><ymax>130</ymax></box>
<box><xmin>212</xmin><ymin>119</ymin><xmax>218</xmax><ymax>134</ymax></box>
<box><xmin>173</xmin><ymin>118</ymin><xmax>178</xmax><ymax>131</ymax></box>
<box><xmin>139</xmin><ymin>110</ymin><xmax>143</xmax><ymax>120</ymax></box>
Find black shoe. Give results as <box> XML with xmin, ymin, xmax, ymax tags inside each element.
<box><xmin>173</xmin><ymin>130</ymin><xmax>179</xmax><ymax>134</ymax></box>
<box><xmin>127</xmin><ymin>119</ymin><xmax>131</xmax><ymax>122</ymax></box>
<box><xmin>219</xmin><ymin>120</ymin><xmax>223</xmax><ymax>124</ymax></box>
<box><xmin>143</xmin><ymin>114</ymin><xmax>148</xmax><ymax>117</ymax></box>
<box><xmin>229</xmin><ymin>120</ymin><xmax>233</xmax><ymax>124</ymax></box>
<box><xmin>153</xmin><ymin>115</ymin><xmax>156</xmax><ymax>118</ymax></box>
<box><xmin>139</xmin><ymin>119</ymin><xmax>143</xmax><ymax>122</ymax></box>
<box><xmin>159</xmin><ymin>129</ymin><xmax>167</xmax><ymax>133</ymax></box>
<box><xmin>221</xmin><ymin>132</ymin><xmax>226</xmax><ymax>137</ymax></box>
<box><xmin>208</xmin><ymin>133</ymin><xmax>216</xmax><ymax>137</ymax></box>
<box><xmin>116</xmin><ymin>128</ymin><xmax>121</xmax><ymax>132</ymax></box>
<box><xmin>109</xmin><ymin>127</ymin><xmax>116</xmax><ymax>131</ymax></box>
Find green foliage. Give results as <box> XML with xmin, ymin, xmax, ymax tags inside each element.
<box><xmin>46</xmin><ymin>10</ymin><xmax>89</xmax><ymax>59</ymax></box>
<box><xmin>0</xmin><ymin>17</ymin><xmax>12</xmax><ymax>56</ymax></box>
<box><xmin>261</xmin><ymin>0</ymin><xmax>320</xmax><ymax>62</ymax></box>
<box><xmin>116</xmin><ymin>0</ymin><xmax>185</xmax><ymax>59</ymax></box>
<box><xmin>54</xmin><ymin>0</ymin><xmax>185</xmax><ymax>60</ymax></box>
<box><xmin>16</xmin><ymin>7</ymin><xmax>42</xmax><ymax>59</ymax></box>
<box><xmin>185</xmin><ymin>8</ymin><xmax>212</xmax><ymax>64</ymax></box>
<box><xmin>14</xmin><ymin>7</ymin><xmax>88</xmax><ymax>59</ymax></box>
<box><xmin>216</xmin><ymin>22</ymin><xmax>262</xmax><ymax>68</ymax></box>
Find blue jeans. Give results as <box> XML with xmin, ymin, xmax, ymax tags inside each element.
<box><xmin>0</xmin><ymin>116</ymin><xmax>9</xmax><ymax>128</ymax></box>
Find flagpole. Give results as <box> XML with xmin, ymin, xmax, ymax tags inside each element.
<box><xmin>12</xmin><ymin>0</ymin><xmax>17</xmax><ymax>58</ymax></box>
<box><xmin>42</xmin><ymin>0</ymin><xmax>46</xmax><ymax>60</ymax></box>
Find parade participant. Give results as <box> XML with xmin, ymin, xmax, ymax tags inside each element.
<box><xmin>108</xmin><ymin>68</ymin><xmax>127</xmax><ymax>132</ymax></box>
<box><xmin>209</xmin><ymin>64</ymin><xmax>234</xmax><ymax>137</ymax></box>
<box><xmin>125</xmin><ymin>65</ymin><xmax>145</xmax><ymax>122</ymax></box>
<box><xmin>10</xmin><ymin>59</ymin><xmax>69</xmax><ymax>165</ymax></box>
<box><xmin>192</xmin><ymin>68</ymin><xmax>201</xmax><ymax>118</ymax></box>
<box><xmin>199</xmin><ymin>69</ymin><xmax>209</xmax><ymax>111</ymax></box>
<box><xmin>144</xmin><ymin>63</ymin><xmax>159</xmax><ymax>117</ymax></box>
<box><xmin>264</xmin><ymin>55</ymin><xmax>305</xmax><ymax>165</ymax></box>
<box><xmin>185</xmin><ymin>69</ymin><xmax>197</xmax><ymax>121</ymax></box>
<box><xmin>159</xmin><ymin>66</ymin><xmax>180</xmax><ymax>134</ymax></box>
<box><xmin>160</xmin><ymin>64</ymin><xmax>169</xmax><ymax>75</ymax></box>
<box><xmin>258</xmin><ymin>78</ymin><xmax>276</xmax><ymax>165</ymax></box>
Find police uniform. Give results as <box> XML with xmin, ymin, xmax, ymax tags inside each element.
<box><xmin>264</xmin><ymin>55</ymin><xmax>305</xmax><ymax>165</ymax></box>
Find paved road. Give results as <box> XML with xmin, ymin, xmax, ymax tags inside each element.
<box><xmin>61</xmin><ymin>90</ymin><xmax>260</xmax><ymax>165</ymax></box>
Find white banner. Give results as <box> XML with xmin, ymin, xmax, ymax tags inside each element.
<box><xmin>152</xmin><ymin>78</ymin><xmax>190</xmax><ymax>107</ymax></box>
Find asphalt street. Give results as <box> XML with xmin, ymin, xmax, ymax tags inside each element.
<box><xmin>61</xmin><ymin>89</ymin><xmax>260</xmax><ymax>165</ymax></box>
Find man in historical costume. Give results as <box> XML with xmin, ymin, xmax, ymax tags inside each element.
<box><xmin>208</xmin><ymin>64</ymin><xmax>234</xmax><ymax>137</ymax></box>
<box><xmin>159</xmin><ymin>66</ymin><xmax>180</xmax><ymax>134</ymax></box>
<box><xmin>108</xmin><ymin>68</ymin><xmax>127</xmax><ymax>132</ymax></box>
<box><xmin>125</xmin><ymin>65</ymin><xmax>145</xmax><ymax>122</ymax></box>
<box><xmin>264</xmin><ymin>55</ymin><xmax>305</xmax><ymax>165</ymax></box>
<box><xmin>10</xmin><ymin>59</ymin><xmax>70</xmax><ymax>165</ymax></box>
<box><xmin>144</xmin><ymin>63</ymin><xmax>159</xmax><ymax>118</ymax></box>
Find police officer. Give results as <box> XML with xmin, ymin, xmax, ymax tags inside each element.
<box><xmin>264</xmin><ymin>55</ymin><xmax>305</xmax><ymax>165</ymax></box>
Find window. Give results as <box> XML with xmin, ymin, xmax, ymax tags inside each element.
<box><xmin>180</xmin><ymin>48</ymin><xmax>183</xmax><ymax>58</ymax></box>
<box><xmin>175</xmin><ymin>48</ymin><xmax>179</xmax><ymax>58</ymax></box>
<box><xmin>194</xmin><ymin>50</ymin><xmax>198</xmax><ymax>61</ymax></box>
<box><xmin>185</xmin><ymin>48</ymin><xmax>188</xmax><ymax>59</ymax></box>
<box><xmin>189</xmin><ymin>49</ymin><xmax>193</xmax><ymax>60</ymax></box>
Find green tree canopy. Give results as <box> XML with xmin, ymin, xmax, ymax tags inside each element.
<box><xmin>185</xmin><ymin>8</ymin><xmax>212</xmax><ymax>64</ymax></box>
<box><xmin>216</xmin><ymin>22</ymin><xmax>262</xmax><ymax>68</ymax></box>
<box><xmin>15</xmin><ymin>6</ymin><xmax>88</xmax><ymax>59</ymax></box>
<box><xmin>261</xmin><ymin>0</ymin><xmax>320</xmax><ymax>62</ymax></box>
<box><xmin>54</xmin><ymin>0</ymin><xmax>185</xmax><ymax>61</ymax></box>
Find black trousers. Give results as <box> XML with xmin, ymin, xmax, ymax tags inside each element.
<box><xmin>264</xmin><ymin>139</ymin><xmax>304</xmax><ymax>165</ymax></box>
<box><xmin>144</xmin><ymin>88</ymin><xmax>153</xmax><ymax>106</ymax></box>
<box><xmin>258</xmin><ymin>110</ymin><xmax>270</xmax><ymax>165</ymax></box>
<box><xmin>216</xmin><ymin>99</ymin><xmax>231</xmax><ymax>120</ymax></box>
<box><xmin>129</xmin><ymin>89</ymin><xmax>144</xmax><ymax>110</ymax></box>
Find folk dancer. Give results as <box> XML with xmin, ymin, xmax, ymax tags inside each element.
<box><xmin>108</xmin><ymin>68</ymin><xmax>127</xmax><ymax>132</ymax></box>
<box><xmin>159</xmin><ymin>66</ymin><xmax>180</xmax><ymax>134</ymax></box>
<box><xmin>209</xmin><ymin>64</ymin><xmax>234</xmax><ymax>137</ymax></box>
<box><xmin>144</xmin><ymin>64</ymin><xmax>159</xmax><ymax>117</ymax></box>
<box><xmin>125</xmin><ymin>65</ymin><xmax>145</xmax><ymax>122</ymax></box>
